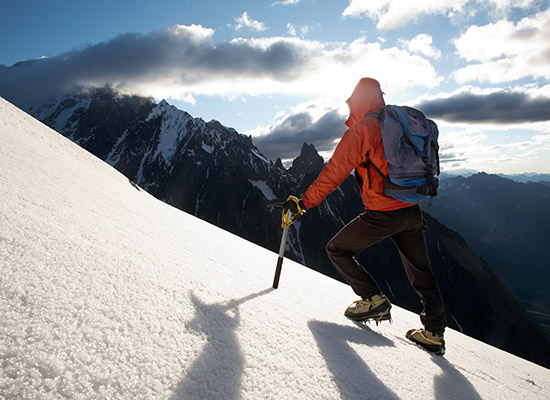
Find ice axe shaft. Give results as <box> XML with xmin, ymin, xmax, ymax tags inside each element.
<box><xmin>269</xmin><ymin>195</ymin><xmax>304</xmax><ymax>289</ymax></box>
<box><xmin>273</xmin><ymin>225</ymin><xmax>290</xmax><ymax>289</ymax></box>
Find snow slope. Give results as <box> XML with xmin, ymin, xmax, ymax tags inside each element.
<box><xmin>1</xmin><ymin>95</ymin><xmax>549</xmax><ymax>399</ymax></box>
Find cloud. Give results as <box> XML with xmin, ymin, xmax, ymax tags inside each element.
<box><xmin>286</xmin><ymin>22</ymin><xmax>315</xmax><ymax>38</ymax></box>
<box><xmin>437</xmin><ymin>126</ymin><xmax>550</xmax><ymax>173</ymax></box>
<box><xmin>398</xmin><ymin>34</ymin><xmax>440</xmax><ymax>59</ymax></box>
<box><xmin>252</xmin><ymin>105</ymin><xmax>347</xmax><ymax>160</ymax></box>
<box><xmin>0</xmin><ymin>25</ymin><xmax>442</xmax><ymax>108</ymax></box>
<box><xmin>272</xmin><ymin>0</ymin><xmax>300</xmax><ymax>5</ymax></box>
<box><xmin>0</xmin><ymin>25</ymin><xmax>313</xmax><ymax>107</ymax></box>
<box><xmin>252</xmin><ymin>89</ymin><xmax>550</xmax><ymax>169</ymax></box>
<box><xmin>234</xmin><ymin>12</ymin><xmax>267</xmax><ymax>32</ymax></box>
<box><xmin>342</xmin><ymin>0</ymin><xmax>468</xmax><ymax>30</ymax></box>
<box><xmin>342</xmin><ymin>0</ymin><xmax>542</xmax><ymax>31</ymax></box>
<box><xmin>300</xmin><ymin>25</ymin><xmax>311</xmax><ymax>36</ymax></box>
<box><xmin>288</xmin><ymin>38</ymin><xmax>443</xmax><ymax>97</ymax></box>
<box><xmin>452</xmin><ymin>9</ymin><xmax>550</xmax><ymax>83</ymax></box>
<box><xmin>251</xmin><ymin>86</ymin><xmax>550</xmax><ymax>163</ymax></box>
<box><xmin>287</xmin><ymin>23</ymin><xmax>297</xmax><ymax>36</ymax></box>
<box><xmin>416</xmin><ymin>88</ymin><xmax>550</xmax><ymax>124</ymax></box>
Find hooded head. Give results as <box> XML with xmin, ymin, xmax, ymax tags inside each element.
<box><xmin>345</xmin><ymin>78</ymin><xmax>385</xmax><ymax>128</ymax></box>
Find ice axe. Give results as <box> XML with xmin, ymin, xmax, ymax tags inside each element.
<box><xmin>269</xmin><ymin>196</ymin><xmax>304</xmax><ymax>289</ymax></box>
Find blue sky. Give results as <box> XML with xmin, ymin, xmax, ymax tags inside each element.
<box><xmin>1</xmin><ymin>0</ymin><xmax>549</xmax><ymax>173</ymax></box>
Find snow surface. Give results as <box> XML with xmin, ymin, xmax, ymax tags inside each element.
<box><xmin>1</xmin><ymin>95</ymin><xmax>549</xmax><ymax>399</ymax></box>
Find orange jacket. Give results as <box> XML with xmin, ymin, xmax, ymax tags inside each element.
<box><xmin>302</xmin><ymin>78</ymin><xmax>414</xmax><ymax>211</ymax></box>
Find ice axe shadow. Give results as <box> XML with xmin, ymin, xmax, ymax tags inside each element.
<box><xmin>172</xmin><ymin>288</ymin><xmax>273</xmax><ymax>400</ymax></box>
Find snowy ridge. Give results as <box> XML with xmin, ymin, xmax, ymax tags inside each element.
<box><xmin>1</xmin><ymin>96</ymin><xmax>549</xmax><ymax>399</ymax></box>
<box><xmin>148</xmin><ymin>100</ymin><xmax>194</xmax><ymax>161</ymax></box>
<box><xmin>28</xmin><ymin>94</ymin><xmax>92</xmax><ymax>138</ymax></box>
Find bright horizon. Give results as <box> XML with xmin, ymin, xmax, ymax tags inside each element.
<box><xmin>1</xmin><ymin>0</ymin><xmax>549</xmax><ymax>174</ymax></box>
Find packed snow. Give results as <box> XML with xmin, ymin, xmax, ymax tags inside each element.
<box><xmin>1</xmin><ymin>95</ymin><xmax>549</xmax><ymax>399</ymax></box>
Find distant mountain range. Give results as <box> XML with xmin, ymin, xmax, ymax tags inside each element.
<box><xmin>441</xmin><ymin>171</ymin><xmax>550</xmax><ymax>185</ymax></box>
<box><xmin>421</xmin><ymin>173</ymin><xmax>550</xmax><ymax>332</ymax></box>
<box><xmin>18</xmin><ymin>88</ymin><xmax>550</xmax><ymax>367</ymax></box>
<box><xmin>497</xmin><ymin>173</ymin><xmax>550</xmax><ymax>184</ymax></box>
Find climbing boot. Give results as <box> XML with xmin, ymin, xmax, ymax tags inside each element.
<box><xmin>344</xmin><ymin>295</ymin><xmax>392</xmax><ymax>324</ymax></box>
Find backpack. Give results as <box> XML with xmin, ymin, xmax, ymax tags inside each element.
<box><xmin>357</xmin><ymin>105</ymin><xmax>440</xmax><ymax>204</ymax></box>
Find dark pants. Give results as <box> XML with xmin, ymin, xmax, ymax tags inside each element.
<box><xmin>326</xmin><ymin>205</ymin><xmax>446</xmax><ymax>333</ymax></box>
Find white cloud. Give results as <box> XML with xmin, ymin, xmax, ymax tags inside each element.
<box><xmin>272</xmin><ymin>0</ymin><xmax>300</xmax><ymax>5</ymax></box>
<box><xmin>158</xmin><ymin>35</ymin><xmax>443</xmax><ymax>101</ymax></box>
<box><xmin>262</xmin><ymin>37</ymin><xmax>443</xmax><ymax>100</ymax></box>
<box><xmin>453</xmin><ymin>9</ymin><xmax>550</xmax><ymax>83</ymax></box>
<box><xmin>342</xmin><ymin>0</ymin><xmax>542</xmax><ymax>30</ymax></box>
<box><xmin>286</xmin><ymin>23</ymin><xmax>315</xmax><ymax>38</ymax></box>
<box><xmin>287</xmin><ymin>23</ymin><xmax>297</xmax><ymax>36</ymax></box>
<box><xmin>399</xmin><ymin>34</ymin><xmax>441</xmax><ymax>59</ymax></box>
<box><xmin>484</xmin><ymin>0</ymin><xmax>541</xmax><ymax>16</ymax></box>
<box><xmin>342</xmin><ymin>0</ymin><xmax>467</xmax><ymax>31</ymax></box>
<box><xmin>166</xmin><ymin>24</ymin><xmax>214</xmax><ymax>42</ymax></box>
<box><xmin>438</xmin><ymin>125</ymin><xmax>550</xmax><ymax>174</ymax></box>
<box><xmin>234</xmin><ymin>12</ymin><xmax>268</xmax><ymax>32</ymax></box>
<box><xmin>300</xmin><ymin>25</ymin><xmax>311</xmax><ymax>36</ymax></box>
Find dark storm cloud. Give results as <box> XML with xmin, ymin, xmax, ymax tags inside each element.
<box><xmin>417</xmin><ymin>91</ymin><xmax>550</xmax><ymax>124</ymax></box>
<box><xmin>0</xmin><ymin>26</ymin><xmax>311</xmax><ymax>107</ymax></box>
<box><xmin>253</xmin><ymin>109</ymin><xmax>346</xmax><ymax>160</ymax></box>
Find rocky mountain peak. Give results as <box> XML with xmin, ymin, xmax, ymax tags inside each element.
<box><xmin>274</xmin><ymin>157</ymin><xmax>286</xmax><ymax>170</ymax></box>
<box><xmin>288</xmin><ymin>142</ymin><xmax>325</xmax><ymax>181</ymax></box>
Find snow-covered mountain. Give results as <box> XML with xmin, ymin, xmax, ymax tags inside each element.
<box><xmin>2</xmin><ymin>94</ymin><xmax>550</xmax><ymax>400</ymax></box>
<box><xmin>25</xmin><ymin>87</ymin><xmax>367</xmax><ymax>279</ymax></box>
<box><xmin>19</xmin><ymin>89</ymin><xmax>550</xmax><ymax>368</ymax></box>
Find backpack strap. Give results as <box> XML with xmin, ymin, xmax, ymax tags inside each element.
<box><xmin>358</xmin><ymin>152</ymin><xmax>388</xmax><ymax>190</ymax></box>
<box><xmin>432</xmin><ymin>123</ymin><xmax>440</xmax><ymax>179</ymax></box>
<box><xmin>356</xmin><ymin>109</ymin><xmax>388</xmax><ymax>189</ymax></box>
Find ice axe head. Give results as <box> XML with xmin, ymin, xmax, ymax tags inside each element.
<box><xmin>281</xmin><ymin>196</ymin><xmax>304</xmax><ymax>228</ymax></box>
<box><xmin>268</xmin><ymin>195</ymin><xmax>304</xmax><ymax>228</ymax></box>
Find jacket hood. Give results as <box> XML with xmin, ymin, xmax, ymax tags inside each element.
<box><xmin>345</xmin><ymin>78</ymin><xmax>385</xmax><ymax>128</ymax></box>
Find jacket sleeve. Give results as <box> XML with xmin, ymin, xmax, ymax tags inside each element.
<box><xmin>302</xmin><ymin>124</ymin><xmax>372</xmax><ymax>209</ymax></box>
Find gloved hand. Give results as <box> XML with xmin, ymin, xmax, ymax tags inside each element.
<box><xmin>283</xmin><ymin>196</ymin><xmax>306</xmax><ymax>215</ymax></box>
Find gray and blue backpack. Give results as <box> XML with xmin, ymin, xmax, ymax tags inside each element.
<box><xmin>358</xmin><ymin>105</ymin><xmax>440</xmax><ymax>204</ymax></box>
